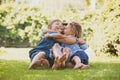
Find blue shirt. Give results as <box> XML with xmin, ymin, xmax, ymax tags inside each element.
<box><xmin>29</xmin><ymin>31</ymin><xmax>58</xmax><ymax>55</ymax></box>
<box><xmin>61</xmin><ymin>35</ymin><xmax>89</xmax><ymax>61</ymax></box>
<box><xmin>79</xmin><ymin>44</ymin><xmax>88</xmax><ymax>50</ymax></box>
<box><xmin>62</xmin><ymin>43</ymin><xmax>83</xmax><ymax>57</ymax></box>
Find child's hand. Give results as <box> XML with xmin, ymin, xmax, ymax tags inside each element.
<box><xmin>41</xmin><ymin>29</ymin><xmax>49</xmax><ymax>34</ymax></box>
<box><xmin>78</xmin><ymin>38</ymin><xmax>86</xmax><ymax>45</ymax></box>
<box><xmin>39</xmin><ymin>29</ymin><xmax>50</xmax><ymax>37</ymax></box>
<box><xmin>44</xmin><ymin>33</ymin><xmax>51</xmax><ymax>38</ymax></box>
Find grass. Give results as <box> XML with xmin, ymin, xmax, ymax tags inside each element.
<box><xmin>0</xmin><ymin>48</ymin><xmax>120</xmax><ymax>80</ymax></box>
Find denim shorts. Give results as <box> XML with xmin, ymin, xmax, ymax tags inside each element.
<box><xmin>71</xmin><ymin>51</ymin><xmax>89</xmax><ymax>65</ymax></box>
<box><xmin>29</xmin><ymin>50</ymin><xmax>50</xmax><ymax>61</ymax></box>
<box><xmin>29</xmin><ymin>50</ymin><xmax>54</xmax><ymax>67</ymax></box>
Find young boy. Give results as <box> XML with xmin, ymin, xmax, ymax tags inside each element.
<box><xmin>29</xmin><ymin>19</ymin><xmax>65</xmax><ymax>69</ymax></box>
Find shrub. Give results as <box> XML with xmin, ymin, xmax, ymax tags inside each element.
<box><xmin>0</xmin><ymin>3</ymin><xmax>48</xmax><ymax>47</ymax></box>
<box><xmin>100</xmin><ymin>0</ymin><xmax>120</xmax><ymax>56</ymax></box>
<box><xmin>0</xmin><ymin>1</ymin><xmax>119</xmax><ymax>56</ymax></box>
<box><xmin>79</xmin><ymin>0</ymin><xmax>120</xmax><ymax>56</ymax></box>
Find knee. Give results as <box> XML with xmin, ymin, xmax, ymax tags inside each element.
<box><xmin>73</xmin><ymin>56</ymin><xmax>79</xmax><ymax>60</ymax></box>
<box><xmin>37</xmin><ymin>52</ymin><xmax>46</xmax><ymax>58</ymax></box>
<box><xmin>39</xmin><ymin>52</ymin><xmax>46</xmax><ymax>55</ymax></box>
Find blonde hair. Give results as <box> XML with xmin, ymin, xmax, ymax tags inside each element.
<box><xmin>48</xmin><ymin>19</ymin><xmax>62</xmax><ymax>29</ymax></box>
<box><xmin>69</xmin><ymin>21</ymin><xmax>82</xmax><ymax>38</ymax></box>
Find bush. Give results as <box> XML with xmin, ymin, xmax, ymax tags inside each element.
<box><xmin>100</xmin><ymin>0</ymin><xmax>120</xmax><ymax>56</ymax></box>
<box><xmin>0</xmin><ymin>1</ymin><xmax>119</xmax><ymax>56</ymax></box>
<box><xmin>0</xmin><ymin>3</ymin><xmax>48</xmax><ymax>47</ymax></box>
<box><xmin>78</xmin><ymin>0</ymin><xmax>120</xmax><ymax>56</ymax></box>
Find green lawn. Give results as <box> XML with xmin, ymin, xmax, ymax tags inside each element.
<box><xmin>0</xmin><ymin>48</ymin><xmax>120</xmax><ymax>80</ymax></box>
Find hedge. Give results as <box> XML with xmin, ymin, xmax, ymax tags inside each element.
<box><xmin>0</xmin><ymin>0</ymin><xmax>120</xmax><ymax>56</ymax></box>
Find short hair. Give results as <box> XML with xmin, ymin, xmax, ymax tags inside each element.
<box><xmin>48</xmin><ymin>19</ymin><xmax>62</xmax><ymax>29</ymax></box>
<box><xmin>69</xmin><ymin>21</ymin><xmax>82</xmax><ymax>38</ymax></box>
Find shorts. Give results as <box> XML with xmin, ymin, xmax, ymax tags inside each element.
<box><xmin>71</xmin><ymin>51</ymin><xmax>89</xmax><ymax>65</ymax></box>
<box><xmin>29</xmin><ymin>50</ymin><xmax>54</xmax><ymax>67</ymax></box>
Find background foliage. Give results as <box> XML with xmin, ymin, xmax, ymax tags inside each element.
<box><xmin>0</xmin><ymin>0</ymin><xmax>120</xmax><ymax>56</ymax></box>
<box><xmin>0</xmin><ymin>3</ymin><xmax>48</xmax><ymax>47</ymax></box>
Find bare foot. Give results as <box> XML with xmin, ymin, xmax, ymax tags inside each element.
<box><xmin>52</xmin><ymin>57</ymin><xmax>61</xmax><ymax>70</ymax></box>
<box><xmin>29</xmin><ymin>59</ymin><xmax>50</xmax><ymax>69</ymax></box>
<box><xmin>81</xmin><ymin>65</ymin><xmax>89</xmax><ymax>69</ymax></box>
<box><xmin>65</xmin><ymin>62</ymin><xmax>74</xmax><ymax>68</ymax></box>
<box><xmin>60</xmin><ymin>48</ymin><xmax>70</xmax><ymax>67</ymax></box>
<box><xmin>53</xmin><ymin>43</ymin><xmax>62</xmax><ymax>50</ymax></box>
<box><xmin>53</xmin><ymin>43</ymin><xmax>62</xmax><ymax>57</ymax></box>
<box><xmin>60</xmin><ymin>54</ymin><xmax>67</xmax><ymax>67</ymax></box>
<box><xmin>73</xmin><ymin>63</ymin><xmax>83</xmax><ymax>69</ymax></box>
<box><xmin>62</xmin><ymin>48</ymin><xmax>70</xmax><ymax>58</ymax></box>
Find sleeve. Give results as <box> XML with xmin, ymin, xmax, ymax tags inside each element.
<box><xmin>79</xmin><ymin>44</ymin><xmax>89</xmax><ymax>50</ymax></box>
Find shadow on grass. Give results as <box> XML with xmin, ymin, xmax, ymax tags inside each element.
<box><xmin>0</xmin><ymin>59</ymin><xmax>120</xmax><ymax>80</ymax></box>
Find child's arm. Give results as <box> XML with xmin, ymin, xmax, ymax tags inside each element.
<box><xmin>44</xmin><ymin>33</ymin><xmax>66</xmax><ymax>39</ymax></box>
<box><xmin>41</xmin><ymin>29</ymin><xmax>52</xmax><ymax>34</ymax></box>
<box><xmin>56</xmin><ymin>36</ymin><xmax>76</xmax><ymax>44</ymax></box>
<box><xmin>57</xmin><ymin>37</ymin><xmax>89</xmax><ymax>49</ymax></box>
<box><xmin>44</xmin><ymin>33</ymin><xmax>77</xmax><ymax>44</ymax></box>
<box><xmin>77</xmin><ymin>38</ymin><xmax>89</xmax><ymax>50</ymax></box>
<box><xmin>57</xmin><ymin>37</ymin><xmax>87</xmax><ymax>46</ymax></box>
<box><xmin>77</xmin><ymin>38</ymin><xmax>86</xmax><ymax>45</ymax></box>
<box><xmin>57</xmin><ymin>37</ymin><xmax>86</xmax><ymax>45</ymax></box>
<box><xmin>40</xmin><ymin>29</ymin><xmax>54</xmax><ymax>37</ymax></box>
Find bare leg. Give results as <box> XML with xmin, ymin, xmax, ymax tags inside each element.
<box><xmin>60</xmin><ymin>48</ymin><xmax>70</xmax><ymax>67</ymax></box>
<box><xmin>72</xmin><ymin>56</ymin><xmax>83</xmax><ymax>69</ymax></box>
<box><xmin>29</xmin><ymin>52</ymin><xmax>50</xmax><ymax>69</ymax></box>
<box><xmin>52</xmin><ymin>56</ymin><xmax>61</xmax><ymax>70</ymax></box>
<box><xmin>52</xmin><ymin>43</ymin><xmax>62</xmax><ymax>58</ymax></box>
<box><xmin>52</xmin><ymin>43</ymin><xmax>62</xmax><ymax>70</ymax></box>
<box><xmin>52</xmin><ymin>43</ymin><xmax>70</xmax><ymax>69</ymax></box>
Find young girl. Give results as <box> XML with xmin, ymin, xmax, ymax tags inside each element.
<box><xmin>45</xmin><ymin>21</ymin><xmax>89</xmax><ymax>69</ymax></box>
<box><xmin>29</xmin><ymin>19</ymin><xmax>66</xmax><ymax>69</ymax></box>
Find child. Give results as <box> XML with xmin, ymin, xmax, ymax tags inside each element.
<box><xmin>45</xmin><ymin>21</ymin><xmax>89</xmax><ymax>69</ymax></box>
<box><xmin>29</xmin><ymin>19</ymin><xmax>66</xmax><ymax>69</ymax></box>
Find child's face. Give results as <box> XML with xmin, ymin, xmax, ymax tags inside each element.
<box><xmin>64</xmin><ymin>23</ymin><xmax>74</xmax><ymax>36</ymax></box>
<box><xmin>50</xmin><ymin>21</ymin><xmax>63</xmax><ymax>32</ymax></box>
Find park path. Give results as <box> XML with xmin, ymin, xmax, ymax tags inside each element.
<box><xmin>0</xmin><ymin>48</ymin><xmax>31</xmax><ymax>61</ymax></box>
<box><xmin>0</xmin><ymin>47</ymin><xmax>95</xmax><ymax>61</ymax></box>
